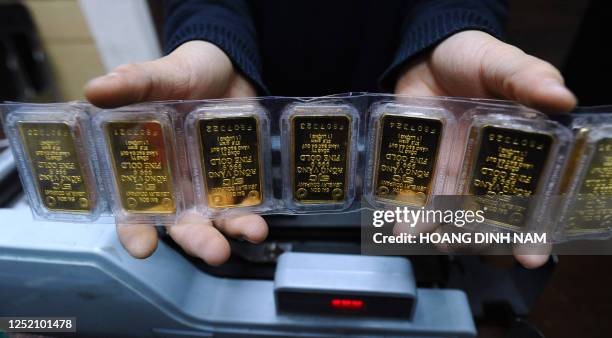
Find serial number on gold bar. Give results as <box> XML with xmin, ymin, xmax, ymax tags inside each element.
<box><xmin>198</xmin><ymin>116</ymin><xmax>263</xmax><ymax>208</ymax></box>
<box><xmin>467</xmin><ymin>126</ymin><xmax>553</xmax><ymax>229</ymax></box>
<box><xmin>18</xmin><ymin>122</ymin><xmax>93</xmax><ymax>212</ymax></box>
<box><xmin>566</xmin><ymin>136</ymin><xmax>612</xmax><ymax>233</ymax></box>
<box><xmin>104</xmin><ymin>121</ymin><xmax>176</xmax><ymax>213</ymax></box>
<box><xmin>373</xmin><ymin>114</ymin><xmax>442</xmax><ymax>206</ymax></box>
<box><xmin>291</xmin><ymin>114</ymin><xmax>351</xmax><ymax>204</ymax></box>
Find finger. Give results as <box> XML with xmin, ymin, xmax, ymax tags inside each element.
<box><xmin>480</xmin><ymin>40</ymin><xmax>577</xmax><ymax>113</ymax></box>
<box><xmin>393</xmin><ymin>219</ymin><xmax>439</xmax><ymax>236</ymax></box>
<box><xmin>432</xmin><ymin>224</ymin><xmax>466</xmax><ymax>254</ymax></box>
<box><xmin>514</xmin><ymin>254</ymin><xmax>551</xmax><ymax>269</ymax></box>
<box><xmin>167</xmin><ymin>211</ymin><xmax>231</xmax><ymax>266</ymax></box>
<box><xmin>214</xmin><ymin>214</ymin><xmax>269</xmax><ymax>244</ymax></box>
<box><xmin>223</xmin><ymin>73</ymin><xmax>258</xmax><ymax>98</ymax></box>
<box><xmin>432</xmin><ymin>224</ymin><xmax>494</xmax><ymax>254</ymax></box>
<box><xmin>513</xmin><ymin>242</ymin><xmax>553</xmax><ymax>269</ymax></box>
<box><xmin>85</xmin><ymin>41</ymin><xmax>234</xmax><ymax>108</ymax></box>
<box><xmin>116</xmin><ymin>223</ymin><xmax>158</xmax><ymax>259</ymax></box>
<box><xmin>394</xmin><ymin>58</ymin><xmax>447</xmax><ymax>97</ymax></box>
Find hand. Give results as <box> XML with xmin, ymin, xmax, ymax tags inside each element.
<box><xmin>394</xmin><ymin>30</ymin><xmax>577</xmax><ymax>268</ymax></box>
<box><xmin>85</xmin><ymin>41</ymin><xmax>267</xmax><ymax>265</ymax></box>
<box><xmin>395</xmin><ymin>30</ymin><xmax>576</xmax><ymax>112</ymax></box>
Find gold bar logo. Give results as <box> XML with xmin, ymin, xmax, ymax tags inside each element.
<box><xmin>105</xmin><ymin>121</ymin><xmax>176</xmax><ymax>213</ymax></box>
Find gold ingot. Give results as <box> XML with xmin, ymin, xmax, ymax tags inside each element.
<box><xmin>466</xmin><ymin>125</ymin><xmax>553</xmax><ymax>229</ymax></box>
<box><xmin>564</xmin><ymin>133</ymin><xmax>612</xmax><ymax>233</ymax></box>
<box><xmin>290</xmin><ymin>114</ymin><xmax>351</xmax><ymax>204</ymax></box>
<box><xmin>373</xmin><ymin>114</ymin><xmax>442</xmax><ymax>207</ymax></box>
<box><xmin>198</xmin><ymin>116</ymin><xmax>263</xmax><ymax>208</ymax></box>
<box><xmin>18</xmin><ymin>122</ymin><xmax>93</xmax><ymax>213</ymax></box>
<box><xmin>104</xmin><ymin>121</ymin><xmax>176</xmax><ymax>213</ymax></box>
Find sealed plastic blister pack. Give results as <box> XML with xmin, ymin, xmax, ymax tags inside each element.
<box><xmin>364</xmin><ymin>102</ymin><xmax>455</xmax><ymax>210</ymax></box>
<box><xmin>185</xmin><ymin>103</ymin><xmax>273</xmax><ymax>217</ymax></box>
<box><xmin>280</xmin><ymin>102</ymin><xmax>359</xmax><ymax>212</ymax></box>
<box><xmin>92</xmin><ymin>105</ymin><xmax>183</xmax><ymax>225</ymax></box>
<box><xmin>556</xmin><ymin>112</ymin><xmax>612</xmax><ymax>240</ymax></box>
<box><xmin>453</xmin><ymin>108</ymin><xmax>572</xmax><ymax>233</ymax></box>
<box><xmin>6</xmin><ymin>94</ymin><xmax>611</xmax><ymax>244</ymax></box>
<box><xmin>2</xmin><ymin>103</ymin><xmax>105</xmax><ymax>221</ymax></box>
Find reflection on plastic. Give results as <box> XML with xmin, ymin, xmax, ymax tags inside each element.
<box><xmin>1</xmin><ymin>96</ymin><xmax>611</xmax><ymax>244</ymax></box>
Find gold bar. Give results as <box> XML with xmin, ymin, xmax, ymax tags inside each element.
<box><xmin>373</xmin><ymin>114</ymin><xmax>442</xmax><ymax>206</ymax></box>
<box><xmin>198</xmin><ymin>116</ymin><xmax>263</xmax><ymax>208</ymax></box>
<box><xmin>104</xmin><ymin>121</ymin><xmax>176</xmax><ymax>213</ymax></box>
<box><xmin>565</xmin><ymin>135</ymin><xmax>612</xmax><ymax>233</ymax></box>
<box><xmin>18</xmin><ymin>121</ymin><xmax>93</xmax><ymax>212</ymax></box>
<box><xmin>467</xmin><ymin>126</ymin><xmax>553</xmax><ymax>229</ymax></box>
<box><xmin>291</xmin><ymin>114</ymin><xmax>351</xmax><ymax>204</ymax></box>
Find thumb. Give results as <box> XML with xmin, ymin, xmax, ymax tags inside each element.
<box><xmin>480</xmin><ymin>40</ymin><xmax>577</xmax><ymax>113</ymax></box>
<box><xmin>85</xmin><ymin>41</ymin><xmax>234</xmax><ymax>108</ymax></box>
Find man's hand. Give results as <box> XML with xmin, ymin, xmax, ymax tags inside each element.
<box><xmin>85</xmin><ymin>41</ymin><xmax>267</xmax><ymax>265</ymax></box>
<box><xmin>395</xmin><ymin>30</ymin><xmax>576</xmax><ymax>113</ymax></box>
<box><xmin>394</xmin><ymin>30</ymin><xmax>577</xmax><ymax>268</ymax></box>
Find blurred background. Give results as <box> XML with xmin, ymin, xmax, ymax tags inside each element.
<box><xmin>0</xmin><ymin>1</ymin><xmax>610</xmax><ymax>337</ymax></box>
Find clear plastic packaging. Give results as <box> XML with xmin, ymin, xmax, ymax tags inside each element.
<box><xmin>364</xmin><ymin>102</ymin><xmax>455</xmax><ymax>209</ymax></box>
<box><xmin>91</xmin><ymin>105</ymin><xmax>184</xmax><ymax>225</ymax></box>
<box><xmin>4</xmin><ymin>94</ymin><xmax>605</xmax><ymax>244</ymax></box>
<box><xmin>184</xmin><ymin>104</ymin><xmax>273</xmax><ymax>217</ymax></box>
<box><xmin>280</xmin><ymin>102</ymin><xmax>359</xmax><ymax>212</ymax></box>
<box><xmin>453</xmin><ymin>109</ymin><xmax>572</xmax><ymax>234</ymax></box>
<box><xmin>2</xmin><ymin>103</ymin><xmax>105</xmax><ymax>221</ymax></box>
<box><xmin>555</xmin><ymin>112</ymin><xmax>612</xmax><ymax>241</ymax></box>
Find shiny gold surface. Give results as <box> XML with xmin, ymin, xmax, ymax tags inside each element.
<box><xmin>373</xmin><ymin>114</ymin><xmax>442</xmax><ymax>206</ymax></box>
<box><xmin>566</xmin><ymin>136</ymin><xmax>612</xmax><ymax>233</ymax></box>
<box><xmin>290</xmin><ymin>114</ymin><xmax>351</xmax><ymax>204</ymax></box>
<box><xmin>198</xmin><ymin>116</ymin><xmax>263</xmax><ymax>208</ymax></box>
<box><xmin>105</xmin><ymin>121</ymin><xmax>176</xmax><ymax>213</ymax></box>
<box><xmin>18</xmin><ymin>122</ymin><xmax>92</xmax><ymax>212</ymax></box>
<box><xmin>467</xmin><ymin>126</ymin><xmax>553</xmax><ymax>229</ymax></box>
<box><xmin>558</xmin><ymin>128</ymin><xmax>589</xmax><ymax>194</ymax></box>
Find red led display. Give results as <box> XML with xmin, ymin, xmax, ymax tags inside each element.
<box><xmin>330</xmin><ymin>298</ymin><xmax>364</xmax><ymax>310</ymax></box>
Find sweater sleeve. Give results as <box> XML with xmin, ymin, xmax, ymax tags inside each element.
<box><xmin>163</xmin><ymin>0</ymin><xmax>267</xmax><ymax>94</ymax></box>
<box><xmin>379</xmin><ymin>0</ymin><xmax>509</xmax><ymax>91</ymax></box>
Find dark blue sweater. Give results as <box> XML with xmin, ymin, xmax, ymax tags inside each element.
<box><xmin>164</xmin><ymin>0</ymin><xmax>507</xmax><ymax>96</ymax></box>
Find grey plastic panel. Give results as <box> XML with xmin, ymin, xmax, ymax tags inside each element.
<box><xmin>275</xmin><ymin>252</ymin><xmax>417</xmax><ymax>318</ymax></box>
<box><xmin>275</xmin><ymin>252</ymin><xmax>416</xmax><ymax>296</ymax></box>
<box><xmin>0</xmin><ymin>207</ymin><xmax>476</xmax><ymax>337</ymax></box>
